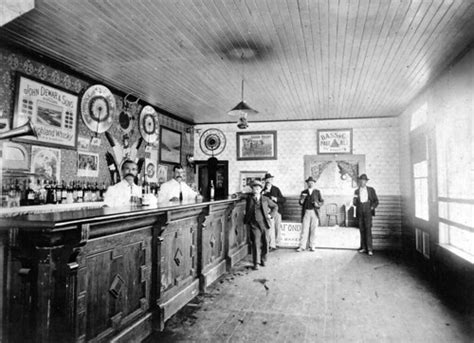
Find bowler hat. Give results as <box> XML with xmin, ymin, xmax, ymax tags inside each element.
<box><xmin>264</xmin><ymin>172</ymin><xmax>274</xmax><ymax>180</ymax></box>
<box><xmin>305</xmin><ymin>176</ymin><xmax>316</xmax><ymax>183</ymax></box>
<box><xmin>250</xmin><ymin>180</ymin><xmax>263</xmax><ymax>188</ymax></box>
<box><xmin>358</xmin><ymin>174</ymin><xmax>369</xmax><ymax>181</ymax></box>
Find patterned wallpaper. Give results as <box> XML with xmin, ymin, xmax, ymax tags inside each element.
<box><xmin>194</xmin><ymin>117</ymin><xmax>401</xmax><ymax>196</ymax></box>
<box><xmin>0</xmin><ymin>46</ymin><xmax>194</xmax><ymax>185</ymax></box>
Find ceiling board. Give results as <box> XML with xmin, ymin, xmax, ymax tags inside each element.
<box><xmin>1</xmin><ymin>0</ymin><xmax>474</xmax><ymax>124</ymax></box>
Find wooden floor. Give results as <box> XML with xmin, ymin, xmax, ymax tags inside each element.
<box><xmin>147</xmin><ymin>249</ymin><xmax>474</xmax><ymax>342</ymax></box>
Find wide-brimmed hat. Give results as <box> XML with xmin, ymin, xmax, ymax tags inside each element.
<box><xmin>305</xmin><ymin>176</ymin><xmax>316</xmax><ymax>183</ymax></box>
<box><xmin>358</xmin><ymin>174</ymin><xmax>369</xmax><ymax>181</ymax></box>
<box><xmin>264</xmin><ymin>172</ymin><xmax>274</xmax><ymax>180</ymax></box>
<box><xmin>250</xmin><ymin>180</ymin><xmax>263</xmax><ymax>188</ymax></box>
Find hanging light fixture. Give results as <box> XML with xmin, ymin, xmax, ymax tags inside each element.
<box><xmin>227</xmin><ymin>51</ymin><xmax>258</xmax><ymax>127</ymax></box>
<box><xmin>227</xmin><ymin>79</ymin><xmax>259</xmax><ymax>116</ymax></box>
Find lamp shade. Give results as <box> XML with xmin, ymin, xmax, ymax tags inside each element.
<box><xmin>227</xmin><ymin>100</ymin><xmax>259</xmax><ymax>116</ymax></box>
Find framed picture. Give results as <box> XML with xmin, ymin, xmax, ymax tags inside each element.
<box><xmin>30</xmin><ymin>145</ymin><xmax>61</xmax><ymax>181</ymax></box>
<box><xmin>160</xmin><ymin>126</ymin><xmax>182</xmax><ymax>164</ymax></box>
<box><xmin>239</xmin><ymin>170</ymin><xmax>267</xmax><ymax>192</ymax></box>
<box><xmin>317</xmin><ymin>129</ymin><xmax>353</xmax><ymax>154</ymax></box>
<box><xmin>12</xmin><ymin>73</ymin><xmax>79</xmax><ymax>149</ymax></box>
<box><xmin>236</xmin><ymin>130</ymin><xmax>277</xmax><ymax>161</ymax></box>
<box><xmin>77</xmin><ymin>151</ymin><xmax>99</xmax><ymax>177</ymax></box>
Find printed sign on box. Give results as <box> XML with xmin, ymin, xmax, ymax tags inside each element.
<box><xmin>278</xmin><ymin>222</ymin><xmax>302</xmax><ymax>248</ymax></box>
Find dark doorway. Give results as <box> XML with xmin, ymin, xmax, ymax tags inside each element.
<box><xmin>196</xmin><ymin>160</ymin><xmax>228</xmax><ymax>199</ymax></box>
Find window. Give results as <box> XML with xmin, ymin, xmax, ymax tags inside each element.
<box><xmin>413</xmin><ymin>161</ymin><xmax>429</xmax><ymax>221</ymax></box>
<box><xmin>436</xmin><ymin>104</ymin><xmax>474</xmax><ymax>258</ymax></box>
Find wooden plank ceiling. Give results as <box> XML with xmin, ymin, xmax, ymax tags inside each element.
<box><xmin>2</xmin><ymin>0</ymin><xmax>474</xmax><ymax>124</ymax></box>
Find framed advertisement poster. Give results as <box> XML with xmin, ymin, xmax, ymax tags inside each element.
<box><xmin>236</xmin><ymin>130</ymin><xmax>277</xmax><ymax>161</ymax></box>
<box><xmin>317</xmin><ymin>129</ymin><xmax>353</xmax><ymax>154</ymax></box>
<box><xmin>12</xmin><ymin>73</ymin><xmax>79</xmax><ymax>149</ymax></box>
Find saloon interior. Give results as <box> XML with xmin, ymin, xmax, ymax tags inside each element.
<box><xmin>0</xmin><ymin>0</ymin><xmax>473</xmax><ymax>342</ymax></box>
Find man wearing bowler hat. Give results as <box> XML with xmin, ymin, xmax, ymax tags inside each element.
<box><xmin>262</xmin><ymin>172</ymin><xmax>286</xmax><ymax>250</ymax></box>
<box><xmin>353</xmin><ymin>174</ymin><xmax>379</xmax><ymax>256</ymax></box>
<box><xmin>244</xmin><ymin>180</ymin><xmax>278</xmax><ymax>270</ymax></box>
<box><xmin>297</xmin><ymin>176</ymin><xmax>324</xmax><ymax>252</ymax></box>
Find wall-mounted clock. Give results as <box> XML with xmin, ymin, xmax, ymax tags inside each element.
<box><xmin>199</xmin><ymin>128</ymin><xmax>226</xmax><ymax>156</ymax></box>
<box><xmin>80</xmin><ymin>84</ymin><xmax>116</xmax><ymax>134</ymax></box>
<box><xmin>138</xmin><ymin>105</ymin><xmax>159</xmax><ymax>144</ymax></box>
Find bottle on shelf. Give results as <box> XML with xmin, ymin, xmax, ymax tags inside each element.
<box><xmin>38</xmin><ymin>179</ymin><xmax>47</xmax><ymax>205</ymax></box>
<box><xmin>45</xmin><ymin>180</ymin><xmax>54</xmax><ymax>204</ymax></box>
<box><xmin>72</xmin><ymin>181</ymin><xmax>78</xmax><ymax>203</ymax></box>
<box><xmin>54</xmin><ymin>180</ymin><xmax>61</xmax><ymax>204</ymax></box>
<box><xmin>26</xmin><ymin>179</ymin><xmax>36</xmax><ymax>206</ymax></box>
<box><xmin>99</xmin><ymin>182</ymin><xmax>106</xmax><ymax>201</ymax></box>
<box><xmin>210</xmin><ymin>180</ymin><xmax>215</xmax><ymax>200</ymax></box>
<box><xmin>76</xmin><ymin>181</ymin><xmax>84</xmax><ymax>203</ymax></box>
<box><xmin>90</xmin><ymin>182</ymin><xmax>97</xmax><ymax>202</ymax></box>
<box><xmin>61</xmin><ymin>180</ymin><xmax>67</xmax><ymax>204</ymax></box>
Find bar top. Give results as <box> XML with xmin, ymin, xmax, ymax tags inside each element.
<box><xmin>0</xmin><ymin>196</ymin><xmax>242</xmax><ymax>231</ymax></box>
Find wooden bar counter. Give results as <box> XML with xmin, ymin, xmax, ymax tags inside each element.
<box><xmin>0</xmin><ymin>197</ymin><xmax>247</xmax><ymax>342</ymax></box>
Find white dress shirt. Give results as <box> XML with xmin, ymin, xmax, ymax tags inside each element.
<box><xmin>158</xmin><ymin>178</ymin><xmax>197</xmax><ymax>203</ymax></box>
<box><xmin>103</xmin><ymin>180</ymin><xmax>142</xmax><ymax>207</ymax></box>
<box><xmin>359</xmin><ymin>186</ymin><xmax>368</xmax><ymax>203</ymax></box>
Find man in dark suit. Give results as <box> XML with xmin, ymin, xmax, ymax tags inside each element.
<box><xmin>353</xmin><ymin>174</ymin><xmax>379</xmax><ymax>256</ymax></box>
<box><xmin>244</xmin><ymin>180</ymin><xmax>278</xmax><ymax>270</ymax></box>
<box><xmin>297</xmin><ymin>176</ymin><xmax>324</xmax><ymax>252</ymax></box>
<box><xmin>262</xmin><ymin>172</ymin><xmax>286</xmax><ymax>251</ymax></box>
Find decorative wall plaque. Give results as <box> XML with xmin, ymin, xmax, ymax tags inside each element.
<box><xmin>80</xmin><ymin>84</ymin><xmax>116</xmax><ymax>135</ymax></box>
<box><xmin>199</xmin><ymin>128</ymin><xmax>226</xmax><ymax>156</ymax></box>
<box><xmin>139</xmin><ymin>105</ymin><xmax>159</xmax><ymax>144</ymax></box>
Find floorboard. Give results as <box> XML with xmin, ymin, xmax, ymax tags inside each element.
<box><xmin>146</xmin><ymin>249</ymin><xmax>474</xmax><ymax>342</ymax></box>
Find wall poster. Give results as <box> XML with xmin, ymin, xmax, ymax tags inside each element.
<box><xmin>30</xmin><ymin>145</ymin><xmax>61</xmax><ymax>181</ymax></box>
<box><xmin>12</xmin><ymin>73</ymin><xmax>79</xmax><ymax>149</ymax></box>
<box><xmin>317</xmin><ymin>129</ymin><xmax>352</xmax><ymax>154</ymax></box>
<box><xmin>77</xmin><ymin>151</ymin><xmax>99</xmax><ymax>178</ymax></box>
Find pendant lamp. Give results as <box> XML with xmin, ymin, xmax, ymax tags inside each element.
<box><xmin>227</xmin><ymin>79</ymin><xmax>259</xmax><ymax>116</ymax></box>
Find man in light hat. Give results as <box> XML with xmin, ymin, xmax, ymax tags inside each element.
<box><xmin>297</xmin><ymin>176</ymin><xmax>324</xmax><ymax>252</ymax></box>
<box><xmin>244</xmin><ymin>180</ymin><xmax>278</xmax><ymax>270</ymax></box>
<box><xmin>353</xmin><ymin>174</ymin><xmax>379</xmax><ymax>256</ymax></box>
<box><xmin>262</xmin><ymin>172</ymin><xmax>286</xmax><ymax>250</ymax></box>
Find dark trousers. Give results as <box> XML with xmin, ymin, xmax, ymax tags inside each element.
<box><xmin>358</xmin><ymin>202</ymin><xmax>373</xmax><ymax>251</ymax></box>
<box><xmin>249</xmin><ymin>221</ymin><xmax>269</xmax><ymax>266</ymax></box>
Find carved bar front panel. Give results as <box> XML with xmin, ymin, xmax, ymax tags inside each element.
<box><xmin>226</xmin><ymin>201</ymin><xmax>248</xmax><ymax>267</ymax></box>
<box><xmin>199</xmin><ymin>202</ymin><xmax>228</xmax><ymax>292</ymax></box>
<box><xmin>156</xmin><ymin>206</ymin><xmax>201</xmax><ymax>330</ymax></box>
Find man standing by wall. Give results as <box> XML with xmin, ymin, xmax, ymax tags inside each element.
<box><xmin>244</xmin><ymin>180</ymin><xmax>278</xmax><ymax>270</ymax></box>
<box><xmin>262</xmin><ymin>172</ymin><xmax>286</xmax><ymax>251</ymax></box>
<box><xmin>353</xmin><ymin>174</ymin><xmax>379</xmax><ymax>256</ymax></box>
<box><xmin>297</xmin><ymin>176</ymin><xmax>324</xmax><ymax>252</ymax></box>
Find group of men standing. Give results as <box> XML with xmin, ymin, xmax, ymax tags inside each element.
<box><xmin>244</xmin><ymin>172</ymin><xmax>379</xmax><ymax>270</ymax></box>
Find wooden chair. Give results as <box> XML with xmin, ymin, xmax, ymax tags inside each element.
<box><xmin>326</xmin><ymin>203</ymin><xmax>340</xmax><ymax>226</ymax></box>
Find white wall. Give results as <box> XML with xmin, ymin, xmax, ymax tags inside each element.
<box><xmin>194</xmin><ymin>117</ymin><xmax>401</xmax><ymax>196</ymax></box>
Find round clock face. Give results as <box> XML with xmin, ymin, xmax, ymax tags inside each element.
<box><xmin>139</xmin><ymin>105</ymin><xmax>159</xmax><ymax>143</ymax></box>
<box><xmin>199</xmin><ymin>128</ymin><xmax>226</xmax><ymax>156</ymax></box>
<box><xmin>80</xmin><ymin>85</ymin><xmax>116</xmax><ymax>134</ymax></box>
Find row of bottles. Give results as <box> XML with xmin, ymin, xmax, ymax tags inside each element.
<box><xmin>1</xmin><ymin>179</ymin><xmax>108</xmax><ymax>208</ymax></box>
